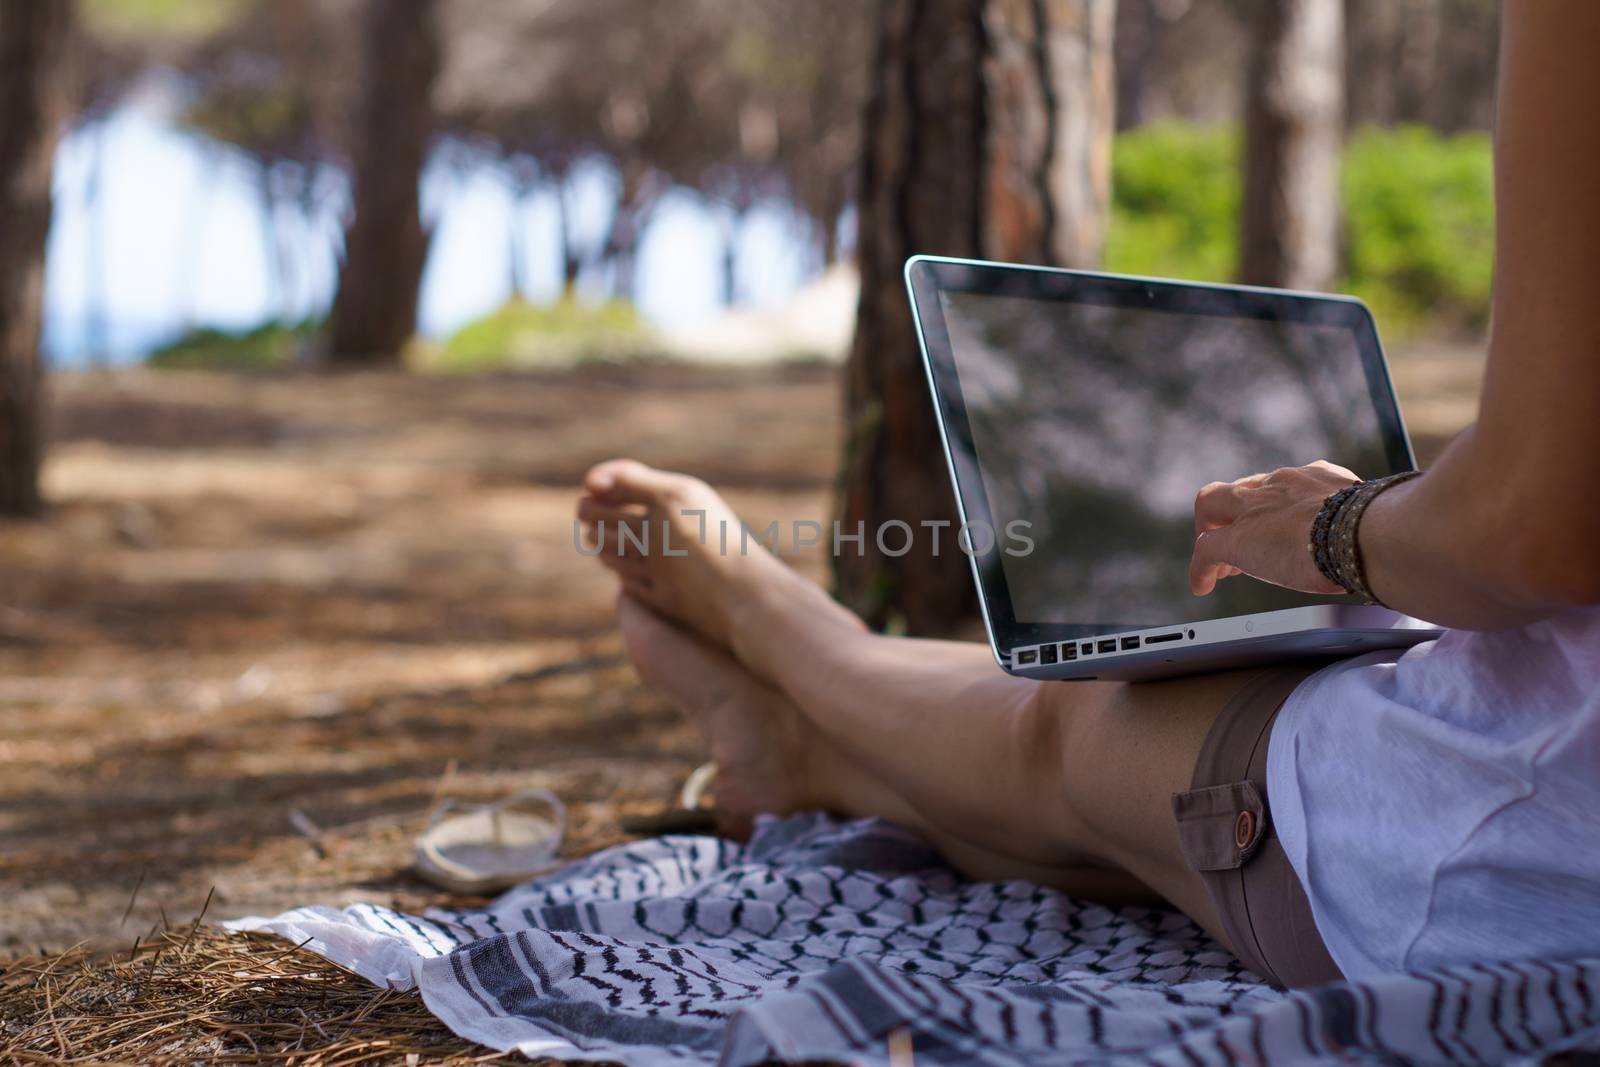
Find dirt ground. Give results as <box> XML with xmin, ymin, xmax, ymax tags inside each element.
<box><xmin>0</xmin><ymin>345</ymin><xmax>1479</xmax><ymax>959</ymax></box>
<box><xmin>0</xmin><ymin>361</ymin><xmax>842</xmax><ymax>957</ymax></box>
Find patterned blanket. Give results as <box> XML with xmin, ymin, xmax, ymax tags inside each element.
<box><xmin>230</xmin><ymin>813</ymin><xmax>1600</xmax><ymax>1065</ymax></box>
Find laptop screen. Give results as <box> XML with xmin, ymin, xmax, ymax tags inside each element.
<box><xmin>936</xmin><ymin>287</ymin><xmax>1399</xmax><ymax>630</ymax></box>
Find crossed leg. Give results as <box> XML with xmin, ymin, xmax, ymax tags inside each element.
<box><xmin>579</xmin><ymin>460</ymin><xmax>1267</xmax><ymax>955</ymax></box>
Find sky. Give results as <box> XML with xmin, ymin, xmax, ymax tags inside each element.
<box><xmin>40</xmin><ymin>91</ymin><xmax>817</xmax><ymax>366</ymax></box>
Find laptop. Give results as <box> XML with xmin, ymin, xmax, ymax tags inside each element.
<box><xmin>905</xmin><ymin>255</ymin><xmax>1442</xmax><ymax>682</ymax></box>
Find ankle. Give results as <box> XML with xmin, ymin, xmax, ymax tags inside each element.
<box><xmin>729</xmin><ymin>576</ymin><xmax>859</xmax><ymax>677</ymax></box>
<box><xmin>779</xmin><ymin>708</ymin><xmax>846</xmax><ymax>814</ymax></box>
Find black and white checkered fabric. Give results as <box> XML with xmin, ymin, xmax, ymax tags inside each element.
<box><xmin>231</xmin><ymin>813</ymin><xmax>1600</xmax><ymax>1065</ymax></box>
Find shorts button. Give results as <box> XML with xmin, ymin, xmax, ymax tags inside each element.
<box><xmin>1234</xmin><ymin>810</ymin><xmax>1257</xmax><ymax>850</ymax></box>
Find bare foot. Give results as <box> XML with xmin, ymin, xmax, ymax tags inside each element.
<box><xmin>577</xmin><ymin>459</ymin><xmax>862</xmax><ymax>673</ymax></box>
<box><xmin>617</xmin><ymin>593</ymin><xmax>819</xmax><ymax>823</ymax></box>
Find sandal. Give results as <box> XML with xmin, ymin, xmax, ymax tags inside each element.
<box><xmin>413</xmin><ymin>787</ymin><xmax>566</xmax><ymax>894</ymax></box>
<box><xmin>618</xmin><ymin>761</ymin><xmax>720</xmax><ymax>836</ymax></box>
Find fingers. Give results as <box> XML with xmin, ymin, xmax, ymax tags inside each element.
<box><xmin>1190</xmin><ymin>462</ymin><xmax>1362</xmax><ymax>596</ymax></box>
<box><xmin>1308</xmin><ymin>459</ymin><xmax>1360</xmax><ymax>481</ymax></box>
<box><xmin>1193</xmin><ymin>472</ymin><xmax>1269</xmax><ymax>533</ymax></box>
<box><xmin>1194</xmin><ymin>482</ymin><xmax>1244</xmax><ymax>534</ymax></box>
<box><xmin>1189</xmin><ymin>526</ymin><xmax>1241</xmax><ymax>596</ymax></box>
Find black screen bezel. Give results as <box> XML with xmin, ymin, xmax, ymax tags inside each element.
<box><xmin>906</xmin><ymin>255</ymin><xmax>1417</xmax><ymax>650</ymax></box>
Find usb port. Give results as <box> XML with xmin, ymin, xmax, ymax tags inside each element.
<box><xmin>1017</xmin><ymin>649</ymin><xmax>1037</xmax><ymax>666</ymax></box>
<box><xmin>1081</xmin><ymin>642</ymin><xmax>1094</xmax><ymax>655</ymax></box>
<box><xmin>1097</xmin><ymin>639</ymin><xmax>1117</xmax><ymax>654</ymax></box>
<box><xmin>1145</xmin><ymin>632</ymin><xmax>1182</xmax><ymax>645</ymax></box>
<box><xmin>1040</xmin><ymin>644</ymin><xmax>1058</xmax><ymax>665</ymax></box>
<box><xmin>1121</xmin><ymin>636</ymin><xmax>1141</xmax><ymax>650</ymax></box>
<box><xmin>1061</xmin><ymin>643</ymin><xmax>1077</xmax><ymax>661</ymax></box>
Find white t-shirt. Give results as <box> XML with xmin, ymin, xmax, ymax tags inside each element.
<box><xmin>1267</xmin><ymin>605</ymin><xmax>1600</xmax><ymax>980</ymax></box>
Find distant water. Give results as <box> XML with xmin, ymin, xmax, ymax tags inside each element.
<box><xmin>43</xmin><ymin>315</ymin><xmax>180</xmax><ymax>369</ymax></box>
<box><xmin>42</xmin><ymin>92</ymin><xmax>815</xmax><ymax>369</ymax></box>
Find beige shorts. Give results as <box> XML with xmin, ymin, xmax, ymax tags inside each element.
<box><xmin>1171</xmin><ymin>663</ymin><xmax>1345</xmax><ymax>989</ymax></box>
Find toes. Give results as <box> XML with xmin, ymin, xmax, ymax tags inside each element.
<box><xmin>584</xmin><ymin>459</ymin><xmax>703</xmax><ymax>510</ymax></box>
<box><xmin>576</xmin><ymin>496</ymin><xmax>643</xmax><ymax>526</ymax></box>
<box><xmin>577</xmin><ymin>497</ymin><xmax>651</xmax><ymax>555</ymax></box>
<box><xmin>598</xmin><ymin>551</ymin><xmax>650</xmax><ymax>581</ymax></box>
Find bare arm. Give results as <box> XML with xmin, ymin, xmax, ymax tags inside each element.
<box><xmin>1191</xmin><ymin>0</ymin><xmax>1600</xmax><ymax>629</ymax></box>
<box><xmin>1357</xmin><ymin>0</ymin><xmax>1600</xmax><ymax>626</ymax></box>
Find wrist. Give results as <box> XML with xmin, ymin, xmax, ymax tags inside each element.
<box><xmin>1308</xmin><ymin>471</ymin><xmax>1424</xmax><ymax>604</ymax></box>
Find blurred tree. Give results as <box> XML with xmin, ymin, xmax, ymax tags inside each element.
<box><xmin>76</xmin><ymin>0</ymin><xmax>269</xmax><ymax>337</ymax></box>
<box><xmin>1344</xmin><ymin>0</ymin><xmax>1497</xmax><ymax>133</ymax></box>
<box><xmin>178</xmin><ymin>0</ymin><xmax>354</xmax><ymax>326</ymax></box>
<box><xmin>324</xmin><ymin>0</ymin><xmax>439</xmax><ymax>367</ymax></box>
<box><xmin>756</xmin><ymin>0</ymin><xmax>868</xmax><ymax>267</ymax></box>
<box><xmin>0</xmin><ymin>0</ymin><xmax>74</xmax><ymax>517</ymax></box>
<box><xmin>1115</xmin><ymin>0</ymin><xmax>1205</xmax><ymax>130</ymax></box>
<box><xmin>1429</xmin><ymin>1</ymin><xmax>1497</xmax><ymax>133</ymax></box>
<box><xmin>1239</xmin><ymin>0</ymin><xmax>1343</xmax><ymax>290</ymax></box>
<box><xmin>436</xmin><ymin>0</ymin><xmax>866</xmax><ymax>307</ymax></box>
<box><xmin>1344</xmin><ymin>0</ymin><xmax>1401</xmax><ymax>128</ymax></box>
<box><xmin>1105</xmin><ymin>0</ymin><xmax>1249</xmax><ymax>129</ymax></box>
<box><xmin>439</xmin><ymin>0</ymin><xmax>690</xmax><ymax>302</ymax></box>
<box><xmin>837</xmin><ymin>0</ymin><xmax>1117</xmax><ymax>635</ymax></box>
<box><xmin>685</xmin><ymin>0</ymin><xmax>868</xmax><ymax>298</ymax></box>
<box><xmin>1115</xmin><ymin>0</ymin><xmax>1162</xmax><ymax>130</ymax></box>
<box><xmin>1394</xmin><ymin>0</ymin><xmax>1440</xmax><ymax>124</ymax></box>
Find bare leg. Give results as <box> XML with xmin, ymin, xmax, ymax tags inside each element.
<box><xmin>581</xmin><ymin>461</ymin><xmax>1261</xmax><ymax>946</ymax></box>
<box><xmin>618</xmin><ymin>595</ymin><xmax>1161</xmax><ymax>906</ymax></box>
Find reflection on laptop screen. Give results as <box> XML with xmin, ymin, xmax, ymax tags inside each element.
<box><xmin>938</xmin><ymin>290</ymin><xmax>1395</xmax><ymax>627</ymax></box>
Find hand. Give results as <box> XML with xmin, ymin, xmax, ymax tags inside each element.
<box><xmin>1189</xmin><ymin>461</ymin><xmax>1360</xmax><ymax>597</ymax></box>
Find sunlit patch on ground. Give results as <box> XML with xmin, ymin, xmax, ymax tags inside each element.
<box><xmin>0</xmin><ymin>363</ymin><xmax>838</xmax><ymax>954</ymax></box>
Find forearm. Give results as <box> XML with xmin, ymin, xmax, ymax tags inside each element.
<box><xmin>1357</xmin><ymin>3</ymin><xmax>1600</xmax><ymax>630</ymax></box>
<box><xmin>1358</xmin><ymin>425</ymin><xmax>1600</xmax><ymax>630</ymax></box>
<box><xmin>1193</xmin><ymin>5</ymin><xmax>1600</xmax><ymax>623</ymax></box>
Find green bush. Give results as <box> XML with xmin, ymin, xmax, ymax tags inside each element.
<box><xmin>419</xmin><ymin>296</ymin><xmax>650</xmax><ymax>373</ymax></box>
<box><xmin>1341</xmin><ymin>125</ymin><xmax>1495</xmax><ymax>331</ymax></box>
<box><xmin>147</xmin><ymin>320</ymin><xmax>315</xmax><ymax>370</ymax></box>
<box><xmin>1106</xmin><ymin>123</ymin><xmax>1241</xmax><ymax>283</ymax></box>
<box><xmin>1104</xmin><ymin>123</ymin><xmax>1494</xmax><ymax>334</ymax></box>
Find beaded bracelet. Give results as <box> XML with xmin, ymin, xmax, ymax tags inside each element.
<box><xmin>1308</xmin><ymin>471</ymin><xmax>1423</xmax><ymax>603</ymax></box>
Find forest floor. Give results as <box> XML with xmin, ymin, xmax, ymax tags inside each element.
<box><xmin>0</xmin><ymin>345</ymin><xmax>1480</xmax><ymax>1061</ymax></box>
<box><xmin>0</xmin><ymin>360</ymin><xmax>844</xmax><ymax>957</ymax></box>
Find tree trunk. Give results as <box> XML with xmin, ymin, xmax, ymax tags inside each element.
<box><xmin>837</xmin><ymin>0</ymin><xmax>1116</xmax><ymax>635</ymax></box>
<box><xmin>0</xmin><ymin>0</ymin><xmax>72</xmax><ymax>517</ymax></box>
<box><xmin>1343</xmin><ymin>0</ymin><xmax>1400</xmax><ymax>128</ymax></box>
<box><xmin>83</xmin><ymin>116</ymin><xmax>108</xmax><ymax>365</ymax></box>
<box><xmin>819</xmin><ymin>205</ymin><xmax>841</xmax><ymax>268</ymax></box>
<box><xmin>1114</xmin><ymin>0</ymin><xmax>1160</xmax><ymax>130</ymax></box>
<box><xmin>1239</xmin><ymin>0</ymin><xmax>1343</xmax><ymax>292</ymax></box>
<box><xmin>324</xmin><ymin>0</ymin><xmax>440</xmax><ymax>367</ymax></box>
<box><xmin>600</xmin><ymin>163</ymin><xmax>658</xmax><ymax>304</ymax></box>
<box><xmin>1395</xmin><ymin>0</ymin><xmax>1439</xmax><ymax>125</ymax></box>
<box><xmin>509</xmin><ymin>184</ymin><xmax>532</xmax><ymax>300</ymax></box>
<box><xmin>553</xmin><ymin>170</ymin><xmax>580</xmax><ymax>298</ymax></box>
<box><xmin>1429</xmin><ymin>1</ymin><xmax>1499</xmax><ymax>134</ymax></box>
<box><xmin>718</xmin><ymin>206</ymin><xmax>743</xmax><ymax>307</ymax></box>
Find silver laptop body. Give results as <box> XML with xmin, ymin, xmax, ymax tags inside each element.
<box><xmin>905</xmin><ymin>255</ymin><xmax>1442</xmax><ymax>683</ymax></box>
